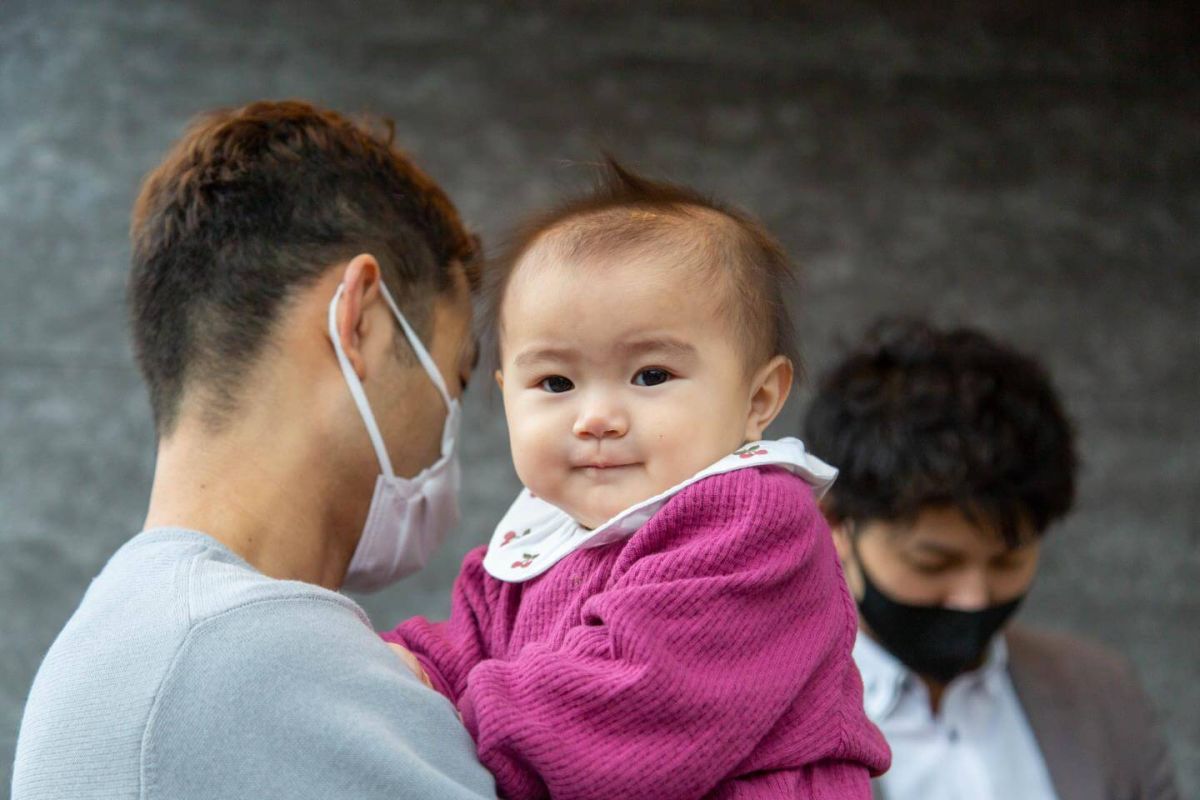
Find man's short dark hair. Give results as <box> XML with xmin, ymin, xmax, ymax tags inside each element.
<box><xmin>129</xmin><ymin>100</ymin><xmax>479</xmax><ymax>436</ymax></box>
<box><xmin>481</xmin><ymin>157</ymin><xmax>801</xmax><ymax>377</ymax></box>
<box><xmin>803</xmin><ymin>319</ymin><xmax>1078</xmax><ymax>546</ymax></box>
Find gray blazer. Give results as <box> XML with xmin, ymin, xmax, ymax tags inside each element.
<box><xmin>872</xmin><ymin>624</ymin><xmax>1179</xmax><ymax>800</ymax></box>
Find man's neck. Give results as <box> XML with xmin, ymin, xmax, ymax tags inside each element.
<box><xmin>922</xmin><ymin>676</ymin><xmax>949</xmax><ymax>715</ymax></box>
<box><xmin>143</xmin><ymin>408</ymin><xmax>364</xmax><ymax>590</ymax></box>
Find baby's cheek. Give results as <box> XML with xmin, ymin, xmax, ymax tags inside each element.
<box><xmin>652</xmin><ymin>433</ymin><xmax>733</xmax><ymax>489</ymax></box>
<box><xmin>510</xmin><ymin>425</ymin><xmax>563</xmax><ymax>498</ymax></box>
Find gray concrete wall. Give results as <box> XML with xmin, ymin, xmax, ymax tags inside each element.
<box><xmin>2</xmin><ymin>1</ymin><xmax>1196</xmax><ymax>795</ymax></box>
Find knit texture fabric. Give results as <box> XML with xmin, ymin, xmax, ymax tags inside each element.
<box><xmin>13</xmin><ymin>529</ymin><xmax>496</xmax><ymax>800</ymax></box>
<box><xmin>384</xmin><ymin>466</ymin><xmax>891</xmax><ymax>799</ymax></box>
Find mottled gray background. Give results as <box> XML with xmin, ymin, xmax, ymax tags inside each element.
<box><xmin>1</xmin><ymin>0</ymin><xmax>1197</xmax><ymax>795</ymax></box>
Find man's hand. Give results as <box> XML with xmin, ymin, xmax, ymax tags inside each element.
<box><xmin>388</xmin><ymin>643</ymin><xmax>434</xmax><ymax>690</ymax></box>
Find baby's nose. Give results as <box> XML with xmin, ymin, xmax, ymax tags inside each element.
<box><xmin>573</xmin><ymin>402</ymin><xmax>629</xmax><ymax>440</ymax></box>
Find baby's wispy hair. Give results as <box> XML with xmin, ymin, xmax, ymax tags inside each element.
<box><xmin>481</xmin><ymin>157</ymin><xmax>802</xmax><ymax>381</ymax></box>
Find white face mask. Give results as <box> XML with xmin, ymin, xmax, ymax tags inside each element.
<box><xmin>328</xmin><ymin>282</ymin><xmax>462</xmax><ymax>593</ymax></box>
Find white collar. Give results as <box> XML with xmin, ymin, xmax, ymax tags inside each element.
<box><xmin>853</xmin><ymin>629</ymin><xmax>1010</xmax><ymax>720</ymax></box>
<box><xmin>482</xmin><ymin>437</ymin><xmax>838</xmax><ymax>583</ymax></box>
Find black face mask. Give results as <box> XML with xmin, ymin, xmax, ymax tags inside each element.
<box><xmin>853</xmin><ymin>549</ymin><xmax>1024</xmax><ymax>685</ymax></box>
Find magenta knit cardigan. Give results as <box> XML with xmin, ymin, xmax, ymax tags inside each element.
<box><xmin>383</xmin><ymin>466</ymin><xmax>890</xmax><ymax>799</ymax></box>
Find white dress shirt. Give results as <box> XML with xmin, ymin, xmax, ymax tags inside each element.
<box><xmin>853</xmin><ymin>631</ymin><xmax>1060</xmax><ymax>800</ymax></box>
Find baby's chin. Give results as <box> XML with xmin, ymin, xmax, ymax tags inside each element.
<box><xmin>571</xmin><ymin>508</ymin><xmax>619</xmax><ymax>531</ymax></box>
<box><xmin>532</xmin><ymin>463</ymin><xmax>715</xmax><ymax>529</ymax></box>
<box><xmin>557</xmin><ymin>489</ymin><xmax>661</xmax><ymax>531</ymax></box>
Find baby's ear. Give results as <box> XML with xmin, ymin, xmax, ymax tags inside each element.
<box><xmin>494</xmin><ymin>369</ymin><xmax>505</xmax><ymax>390</ymax></box>
<box><xmin>743</xmin><ymin>355</ymin><xmax>793</xmax><ymax>440</ymax></box>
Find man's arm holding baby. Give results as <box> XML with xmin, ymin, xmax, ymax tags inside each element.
<box><xmin>447</xmin><ymin>469</ymin><xmax>889</xmax><ymax>800</ymax></box>
<box><xmin>144</xmin><ymin>597</ymin><xmax>495</xmax><ymax>799</ymax></box>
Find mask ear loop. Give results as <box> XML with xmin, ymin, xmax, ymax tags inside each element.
<box><xmin>376</xmin><ymin>282</ymin><xmax>460</xmax><ymax>460</ymax></box>
<box><xmin>376</xmin><ymin>282</ymin><xmax>454</xmax><ymax>412</ymax></box>
<box><xmin>329</xmin><ymin>284</ymin><xmax>396</xmax><ymax>478</ymax></box>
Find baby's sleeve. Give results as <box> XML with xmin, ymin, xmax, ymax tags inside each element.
<box><xmin>382</xmin><ymin>545</ymin><xmax>500</xmax><ymax>703</ymax></box>
<box><xmin>456</xmin><ymin>468</ymin><xmax>889</xmax><ymax>800</ymax></box>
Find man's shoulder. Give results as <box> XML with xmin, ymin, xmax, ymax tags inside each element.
<box><xmin>145</xmin><ymin>535</ymin><xmax>390</xmax><ymax>705</ymax></box>
<box><xmin>1005</xmin><ymin>623</ymin><xmax>1136</xmax><ymax>690</ymax></box>
<box><xmin>144</xmin><ymin>585</ymin><xmax>496</xmax><ymax>799</ymax></box>
<box><xmin>113</xmin><ymin>527</ymin><xmax>367</xmax><ymax>625</ymax></box>
<box><xmin>1005</xmin><ymin>626</ymin><xmax>1179</xmax><ymax>798</ymax></box>
<box><xmin>17</xmin><ymin>530</ymin><xmax>496</xmax><ymax>800</ymax></box>
<box><xmin>169</xmin><ymin>576</ymin><xmax>380</xmax><ymax>679</ymax></box>
<box><xmin>1004</xmin><ymin>623</ymin><xmax>1154</xmax><ymax>748</ymax></box>
<box><xmin>138</xmin><ymin>543</ymin><xmax>497</xmax><ymax>798</ymax></box>
<box><xmin>14</xmin><ymin>530</ymin><xmax>365</xmax><ymax>800</ymax></box>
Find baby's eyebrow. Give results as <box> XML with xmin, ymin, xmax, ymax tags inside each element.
<box><xmin>512</xmin><ymin>346</ymin><xmax>579</xmax><ymax>369</ymax></box>
<box><xmin>511</xmin><ymin>337</ymin><xmax>696</xmax><ymax>369</ymax></box>
<box><xmin>617</xmin><ymin>337</ymin><xmax>697</xmax><ymax>360</ymax></box>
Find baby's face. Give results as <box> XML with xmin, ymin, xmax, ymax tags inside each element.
<box><xmin>497</xmin><ymin>251</ymin><xmax>762</xmax><ymax>528</ymax></box>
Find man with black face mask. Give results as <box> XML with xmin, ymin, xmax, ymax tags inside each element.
<box><xmin>804</xmin><ymin>320</ymin><xmax>1179</xmax><ymax>800</ymax></box>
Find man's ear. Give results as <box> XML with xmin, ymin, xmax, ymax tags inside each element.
<box><xmin>826</xmin><ymin>514</ymin><xmax>864</xmax><ymax>598</ymax></box>
<box><xmin>334</xmin><ymin>254</ymin><xmax>384</xmax><ymax>380</ymax></box>
<box><xmin>829</xmin><ymin>518</ymin><xmax>854</xmax><ymax>566</ymax></box>
<box><xmin>743</xmin><ymin>355</ymin><xmax>793</xmax><ymax>441</ymax></box>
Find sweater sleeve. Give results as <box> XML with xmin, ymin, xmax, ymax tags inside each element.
<box><xmin>702</xmin><ymin>760</ymin><xmax>873</xmax><ymax>799</ymax></box>
<box><xmin>144</xmin><ymin>596</ymin><xmax>497</xmax><ymax>800</ymax></box>
<box><xmin>382</xmin><ymin>545</ymin><xmax>499</xmax><ymax>702</ymax></box>
<box><xmin>458</xmin><ymin>467</ymin><xmax>886</xmax><ymax>800</ymax></box>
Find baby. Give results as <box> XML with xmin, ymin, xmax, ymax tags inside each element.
<box><xmin>384</xmin><ymin>161</ymin><xmax>889</xmax><ymax>799</ymax></box>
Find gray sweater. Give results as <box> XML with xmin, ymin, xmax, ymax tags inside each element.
<box><xmin>12</xmin><ymin>528</ymin><xmax>497</xmax><ymax>799</ymax></box>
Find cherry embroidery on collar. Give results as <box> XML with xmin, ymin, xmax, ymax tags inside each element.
<box><xmin>502</xmin><ymin>528</ymin><xmax>532</xmax><ymax>546</ymax></box>
<box><xmin>733</xmin><ymin>444</ymin><xmax>769</xmax><ymax>459</ymax></box>
<box><xmin>511</xmin><ymin>552</ymin><xmax>539</xmax><ymax>569</ymax></box>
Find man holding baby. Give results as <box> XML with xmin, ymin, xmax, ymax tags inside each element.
<box><xmin>12</xmin><ymin>101</ymin><xmax>496</xmax><ymax>799</ymax></box>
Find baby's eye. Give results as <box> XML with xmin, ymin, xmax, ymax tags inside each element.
<box><xmin>633</xmin><ymin>368</ymin><xmax>672</xmax><ymax>387</ymax></box>
<box><xmin>540</xmin><ymin>375</ymin><xmax>575</xmax><ymax>393</ymax></box>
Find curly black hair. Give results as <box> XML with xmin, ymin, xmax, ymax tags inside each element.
<box><xmin>803</xmin><ymin>319</ymin><xmax>1078</xmax><ymax>547</ymax></box>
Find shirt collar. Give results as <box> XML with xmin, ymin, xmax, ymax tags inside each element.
<box><xmin>853</xmin><ymin>628</ymin><xmax>1010</xmax><ymax>720</ymax></box>
<box><xmin>481</xmin><ymin>437</ymin><xmax>837</xmax><ymax>583</ymax></box>
<box><xmin>853</xmin><ymin>630</ymin><xmax>911</xmax><ymax>719</ymax></box>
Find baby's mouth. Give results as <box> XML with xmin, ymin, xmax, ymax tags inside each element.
<box><xmin>574</xmin><ymin>461</ymin><xmax>640</xmax><ymax>471</ymax></box>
